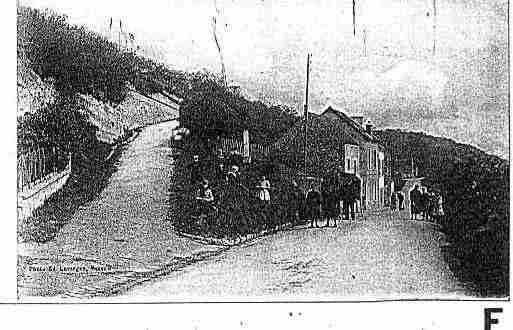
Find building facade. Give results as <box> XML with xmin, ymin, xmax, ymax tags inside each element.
<box><xmin>321</xmin><ymin>106</ymin><xmax>388</xmax><ymax>210</ymax></box>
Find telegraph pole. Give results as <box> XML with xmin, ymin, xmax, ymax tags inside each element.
<box><xmin>363</xmin><ymin>28</ymin><xmax>367</xmax><ymax>56</ymax></box>
<box><xmin>352</xmin><ymin>0</ymin><xmax>356</xmax><ymax>36</ymax></box>
<box><xmin>432</xmin><ymin>0</ymin><xmax>437</xmax><ymax>56</ymax></box>
<box><xmin>303</xmin><ymin>53</ymin><xmax>311</xmax><ymax>177</ymax></box>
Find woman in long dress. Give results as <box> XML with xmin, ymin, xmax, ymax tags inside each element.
<box><xmin>257</xmin><ymin>175</ymin><xmax>271</xmax><ymax>203</ymax></box>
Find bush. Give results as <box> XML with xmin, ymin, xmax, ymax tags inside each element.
<box><xmin>180</xmin><ymin>72</ymin><xmax>298</xmax><ymax>146</ymax></box>
<box><xmin>17</xmin><ymin>93</ymin><xmax>100</xmax><ymax>159</ymax></box>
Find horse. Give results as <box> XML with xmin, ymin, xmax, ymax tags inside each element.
<box><xmin>321</xmin><ymin>174</ymin><xmax>341</xmax><ymax>227</ymax></box>
<box><xmin>339</xmin><ymin>173</ymin><xmax>361</xmax><ymax>221</ymax></box>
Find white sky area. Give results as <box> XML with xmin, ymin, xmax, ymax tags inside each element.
<box><xmin>19</xmin><ymin>0</ymin><xmax>509</xmax><ymax>158</ymax></box>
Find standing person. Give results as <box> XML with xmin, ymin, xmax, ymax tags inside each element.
<box><xmin>306</xmin><ymin>188</ymin><xmax>322</xmax><ymax>228</ymax></box>
<box><xmin>332</xmin><ymin>175</ymin><xmax>342</xmax><ymax>226</ymax></box>
<box><xmin>214</xmin><ymin>149</ymin><xmax>226</xmax><ymax>186</ymax></box>
<box><xmin>188</xmin><ymin>154</ymin><xmax>203</xmax><ymax>186</ymax></box>
<box><xmin>419</xmin><ymin>186</ymin><xmax>429</xmax><ymax>221</ymax></box>
<box><xmin>433</xmin><ymin>191</ymin><xmax>445</xmax><ymax>225</ymax></box>
<box><xmin>410</xmin><ymin>185</ymin><xmax>421</xmax><ymax>220</ymax></box>
<box><xmin>341</xmin><ymin>176</ymin><xmax>356</xmax><ymax>222</ymax></box>
<box><xmin>397</xmin><ymin>191</ymin><xmax>405</xmax><ymax>210</ymax></box>
<box><xmin>427</xmin><ymin>190</ymin><xmax>437</xmax><ymax>222</ymax></box>
<box><xmin>338</xmin><ymin>176</ymin><xmax>348</xmax><ymax>220</ymax></box>
<box><xmin>226</xmin><ymin>165</ymin><xmax>240</xmax><ymax>185</ymax></box>
<box><xmin>321</xmin><ymin>178</ymin><xmax>329</xmax><ymax>226</ymax></box>
<box><xmin>215</xmin><ymin>161</ymin><xmax>226</xmax><ymax>186</ymax></box>
<box><xmin>352</xmin><ymin>175</ymin><xmax>362</xmax><ymax>216</ymax></box>
<box><xmin>288</xmin><ymin>180</ymin><xmax>304</xmax><ymax>226</ymax></box>
<box><xmin>195</xmin><ymin>179</ymin><xmax>215</xmax><ymax>216</ymax></box>
<box><xmin>257</xmin><ymin>175</ymin><xmax>271</xmax><ymax>203</ymax></box>
<box><xmin>390</xmin><ymin>191</ymin><xmax>397</xmax><ymax>211</ymax></box>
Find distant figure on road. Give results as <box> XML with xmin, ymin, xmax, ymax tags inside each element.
<box><xmin>306</xmin><ymin>188</ymin><xmax>322</xmax><ymax>228</ymax></box>
<box><xmin>397</xmin><ymin>191</ymin><xmax>405</xmax><ymax>210</ymax></box>
<box><xmin>288</xmin><ymin>180</ymin><xmax>304</xmax><ymax>225</ymax></box>
<box><xmin>432</xmin><ymin>191</ymin><xmax>445</xmax><ymax>224</ymax></box>
<box><xmin>188</xmin><ymin>154</ymin><xmax>203</xmax><ymax>186</ymax></box>
<box><xmin>426</xmin><ymin>189</ymin><xmax>438</xmax><ymax>222</ymax></box>
<box><xmin>257</xmin><ymin>175</ymin><xmax>271</xmax><ymax>203</ymax></box>
<box><xmin>420</xmin><ymin>186</ymin><xmax>430</xmax><ymax>221</ymax></box>
<box><xmin>410</xmin><ymin>185</ymin><xmax>422</xmax><ymax>220</ymax></box>
<box><xmin>352</xmin><ymin>176</ymin><xmax>362</xmax><ymax>215</ymax></box>
<box><xmin>390</xmin><ymin>192</ymin><xmax>397</xmax><ymax>211</ymax></box>
<box><xmin>341</xmin><ymin>175</ymin><xmax>358</xmax><ymax>221</ymax></box>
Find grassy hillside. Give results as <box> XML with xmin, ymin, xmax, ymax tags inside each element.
<box><xmin>375</xmin><ymin>129</ymin><xmax>509</xmax><ymax>296</ymax></box>
<box><xmin>18</xmin><ymin>5</ymin><xmax>297</xmax><ymax>146</ymax></box>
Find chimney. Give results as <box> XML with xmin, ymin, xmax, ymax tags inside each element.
<box><xmin>351</xmin><ymin>116</ymin><xmax>364</xmax><ymax>127</ymax></box>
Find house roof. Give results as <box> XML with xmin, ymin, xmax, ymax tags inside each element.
<box><xmin>272</xmin><ymin>114</ymin><xmax>361</xmax><ymax>176</ymax></box>
<box><xmin>320</xmin><ymin>106</ymin><xmax>379</xmax><ymax>142</ymax></box>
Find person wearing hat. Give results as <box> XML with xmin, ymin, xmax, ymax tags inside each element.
<box><xmin>226</xmin><ymin>165</ymin><xmax>240</xmax><ymax>185</ymax></box>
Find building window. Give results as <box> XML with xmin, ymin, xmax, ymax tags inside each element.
<box><xmin>344</xmin><ymin>144</ymin><xmax>359</xmax><ymax>174</ymax></box>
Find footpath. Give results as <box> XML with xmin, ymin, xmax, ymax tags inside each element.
<box><xmin>17</xmin><ymin>120</ymin><xmax>225</xmax><ymax>299</ymax></box>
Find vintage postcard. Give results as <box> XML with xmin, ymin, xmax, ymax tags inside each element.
<box><xmin>14</xmin><ymin>0</ymin><xmax>509</xmax><ymax>309</ymax></box>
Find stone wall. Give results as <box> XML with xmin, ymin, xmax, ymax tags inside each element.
<box><xmin>17</xmin><ymin>158</ymin><xmax>71</xmax><ymax>222</ymax></box>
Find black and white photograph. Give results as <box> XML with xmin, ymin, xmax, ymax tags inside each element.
<box><xmin>15</xmin><ymin>0</ymin><xmax>509</xmax><ymax>303</ymax></box>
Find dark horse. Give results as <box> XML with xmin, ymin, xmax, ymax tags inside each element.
<box><xmin>321</xmin><ymin>173</ymin><xmax>341</xmax><ymax>227</ymax></box>
<box><xmin>338</xmin><ymin>173</ymin><xmax>361</xmax><ymax>221</ymax></box>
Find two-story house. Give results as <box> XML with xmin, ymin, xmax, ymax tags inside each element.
<box><xmin>320</xmin><ymin>106</ymin><xmax>387</xmax><ymax>210</ymax></box>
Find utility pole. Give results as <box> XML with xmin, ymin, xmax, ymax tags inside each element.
<box><xmin>352</xmin><ymin>0</ymin><xmax>356</xmax><ymax>36</ymax></box>
<box><xmin>432</xmin><ymin>0</ymin><xmax>437</xmax><ymax>56</ymax></box>
<box><xmin>363</xmin><ymin>28</ymin><xmax>367</xmax><ymax>56</ymax></box>
<box><xmin>303</xmin><ymin>53</ymin><xmax>311</xmax><ymax>177</ymax></box>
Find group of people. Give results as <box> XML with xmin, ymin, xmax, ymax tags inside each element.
<box><xmin>191</xmin><ymin>150</ymin><xmax>446</xmax><ymax>231</ymax></box>
<box><xmin>409</xmin><ymin>184</ymin><xmax>444</xmax><ymax>223</ymax></box>
<box><xmin>189</xmin><ymin>151</ymin><xmax>271</xmax><ymax>217</ymax></box>
<box><xmin>187</xmin><ymin>151</ymin><xmax>365</xmax><ymax>231</ymax></box>
<box><xmin>303</xmin><ymin>173</ymin><xmax>361</xmax><ymax>228</ymax></box>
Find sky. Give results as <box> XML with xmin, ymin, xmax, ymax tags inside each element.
<box><xmin>19</xmin><ymin>0</ymin><xmax>509</xmax><ymax>159</ymax></box>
